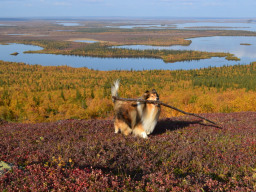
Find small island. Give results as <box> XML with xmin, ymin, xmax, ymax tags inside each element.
<box><xmin>240</xmin><ymin>43</ymin><xmax>252</xmax><ymax>46</ymax></box>
<box><xmin>10</xmin><ymin>52</ymin><xmax>19</xmax><ymax>56</ymax></box>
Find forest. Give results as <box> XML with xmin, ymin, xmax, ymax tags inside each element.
<box><xmin>0</xmin><ymin>60</ymin><xmax>255</xmax><ymax>123</ymax></box>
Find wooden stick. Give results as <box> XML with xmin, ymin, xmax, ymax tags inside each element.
<box><xmin>112</xmin><ymin>96</ymin><xmax>218</xmax><ymax>125</ymax></box>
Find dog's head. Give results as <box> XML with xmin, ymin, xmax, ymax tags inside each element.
<box><xmin>143</xmin><ymin>89</ymin><xmax>159</xmax><ymax>101</ymax></box>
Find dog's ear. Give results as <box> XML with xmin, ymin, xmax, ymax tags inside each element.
<box><xmin>152</xmin><ymin>89</ymin><xmax>157</xmax><ymax>94</ymax></box>
<box><xmin>143</xmin><ymin>90</ymin><xmax>150</xmax><ymax>99</ymax></box>
<box><xmin>152</xmin><ymin>89</ymin><xmax>159</xmax><ymax>98</ymax></box>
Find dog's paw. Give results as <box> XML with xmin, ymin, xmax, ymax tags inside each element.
<box><xmin>146</xmin><ymin>131</ymin><xmax>151</xmax><ymax>135</ymax></box>
<box><xmin>141</xmin><ymin>132</ymin><xmax>148</xmax><ymax>139</ymax></box>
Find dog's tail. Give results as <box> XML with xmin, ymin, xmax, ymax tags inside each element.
<box><xmin>111</xmin><ymin>80</ymin><xmax>120</xmax><ymax>102</ymax></box>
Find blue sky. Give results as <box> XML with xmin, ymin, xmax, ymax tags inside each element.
<box><xmin>0</xmin><ymin>0</ymin><xmax>255</xmax><ymax>18</ymax></box>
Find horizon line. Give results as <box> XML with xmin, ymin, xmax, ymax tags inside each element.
<box><xmin>1</xmin><ymin>16</ymin><xmax>256</xmax><ymax>21</ymax></box>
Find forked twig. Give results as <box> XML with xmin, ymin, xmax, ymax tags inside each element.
<box><xmin>112</xmin><ymin>96</ymin><xmax>218</xmax><ymax>125</ymax></box>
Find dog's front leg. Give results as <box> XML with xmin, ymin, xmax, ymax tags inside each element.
<box><xmin>133</xmin><ymin>124</ymin><xmax>148</xmax><ymax>139</ymax></box>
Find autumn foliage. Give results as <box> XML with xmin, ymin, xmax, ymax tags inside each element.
<box><xmin>0</xmin><ymin>60</ymin><xmax>256</xmax><ymax>122</ymax></box>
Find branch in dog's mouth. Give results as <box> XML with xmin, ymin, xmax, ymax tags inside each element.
<box><xmin>112</xmin><ymin>96</ymin><xmax>219</xmax><ymax>126</ymax></box>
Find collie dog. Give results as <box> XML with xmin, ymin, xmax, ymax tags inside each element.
<box><xmin>111</xmin><ymin>80</ymin><xmax>161</xmax><ymax>139</ymax></box>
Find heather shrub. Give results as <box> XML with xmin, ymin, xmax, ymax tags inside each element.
<box><xmin>1</xmin><ymin>112</ymin><xmax>256</xmax><ymax>191</ymax></box>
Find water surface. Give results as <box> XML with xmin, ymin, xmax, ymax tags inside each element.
<box><xmin>8</xmin><ymin>34</ymin><xmax>29</xmax><ymax>36</ymax></box>
<box><xmin>73</xmin><ymin>40</ymin><xmax>99</xmax><ymax>43</ymax></box>
<box><xmin>56</xmin><ymin>22</ymin><xmax>82</xmax><ymax>26</ymax></box>
<box><xmin>0</xmin><ymin>43</ymin><xmax>245</xmax><ymax>71</ymax></box>
<box><xmin>0</xmin><ymin>24</ymin><xmax>16</xmax><ymax>27</ymax></box>
<box><xmin>107</xmin><ymin>24</ymin><xmax>175</xmax><ymax>29</ymax></box>
<box><xmin>115</xmin><ymin>36</ymin><xmax>256</xmax><ymax>65</ymax></box>
<box><xmin>176</xmin><ymin>22</ymin><xmax>256</xmax><ymax>31</ymax></box>
<box><xmin>109</xmin><ymin>22</ymin><xmax>256</xmax><ymax>32</ymax></box>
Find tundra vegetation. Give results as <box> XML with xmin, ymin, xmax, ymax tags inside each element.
<box><xmin>1</xmin><ymin>112</ymin><xmax>256</xmax><ymax>191</ymax></box>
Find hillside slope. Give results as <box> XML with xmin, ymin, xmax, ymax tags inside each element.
<box><xmin>1</xmin><ymin>112</ymin><xmax>256</xmax><ymax>191</ymax></box>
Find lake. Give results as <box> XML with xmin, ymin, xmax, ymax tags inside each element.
<box><xmin>73</xmin><ymin>40</ymin><xmax>99</xmax><ymax>43</ymax></box>
<box><xmin>115</xmin><ymin>36</ymin><xmax>256</xmax><ymax>66</ymax></box>
<box><xmin>0</xmin><ymin>24</ymin><xmax>16</xmax><ymax>27</ymax></box>
<box><xmin>8</xmin><ymin>34</ymin><xmax>29</xmax><ymax>36</ymax></box>
<box><xmin>111</xmin><ymin>22</ymin><xmax>256</xmax><ymax>32</ymax></box>
<box><xmin>56</xmin><ymin>22</ymin><xmax>82</xmax><ymax>26</ymax></box>
<box><xmin>0</xmin><ymin>35</ymin><xmax>256</xmax><ymax>71</ymax></box>
<box><xmin>106</xmin><ymin>24</ymin><xmax>176</xmax><ymax>29</ymax></box>
<box><xmin>57</xmin><ymin>21</ymin><xmax>256</xmax><ymax>32</ymax></box>
<box><xmin>176</xmin><ymin>22</ymin><xmax>256</xmax><ymax>31</ymax></box>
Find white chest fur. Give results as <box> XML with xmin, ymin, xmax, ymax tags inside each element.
<box><xmin>142</xmin><ymin>105</ymin><xmax>159</xmax><ymax>135</ymax></box>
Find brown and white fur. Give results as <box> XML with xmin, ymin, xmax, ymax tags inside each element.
<box><xmin>111</xmin><ymin>80</ymin><xmax>161</xmax><ymax>139</ymax></box>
